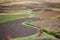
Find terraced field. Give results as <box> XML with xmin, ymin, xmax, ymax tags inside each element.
<box><xmin>0</xmin><ymin>0</ymin><xmax>60</xmax><ymax>40</ymax></box>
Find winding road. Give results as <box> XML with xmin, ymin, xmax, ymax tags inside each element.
<box><xmin>0</xmin><ymin>18</ymin><xmax>40</xmax><ymax>39</ymax></box>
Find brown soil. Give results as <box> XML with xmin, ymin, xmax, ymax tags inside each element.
<box><xmin>31</xmin><ymin>17</ymin><xmax>60</xmax><ymax>31</ymax></box>
<box><xmin>46</xmin><ymin>3</ymin><xmax>60</xmax><ymax>8</ymax></box>
<box><xmin>34</xmin><ymin>11</ymin><xmax>60</xmax><ymax>19</ymax></box>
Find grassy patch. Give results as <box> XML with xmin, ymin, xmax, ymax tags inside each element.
<box><xmin>43</xmin><ymin>29</ymin><xmax>60</xmax><ymax>39</ymax></box>
<box><xmin>22</xmin><ymin>21</ymin><xmax>39</xmax><ymax>29</ymax></box>
<box><xmin>5</xmin><ymin>11</ymin><xmax>31</xmax><ymax>14</ymax></box>
<box><xmin>0</xmin><ymin>16</ymin><xmax>24</xmax><ymax>23</ymax></box>
<box><xmin>0</xmin><ymin>11</ymin><xmax>35</xmax><ymax>23</ymax></box>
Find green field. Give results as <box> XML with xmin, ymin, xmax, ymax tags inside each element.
<box><xmin>0</xmin><ymin>11</ymin><xmax>35</xmax><ymax>23</ymax></box>
<box><xmin>0</xmin><ymin>16</ymin><xmax>24</xmax><ymax>23</ymax></box>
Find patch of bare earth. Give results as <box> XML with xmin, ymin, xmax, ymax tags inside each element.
<box><xmin>31</xmin><ymin>17</ymin><xmax>60</xmax><ymax>31</ymax></box>
<box><xmin>46</xmin><ymin>3</ymin><xmax>60</xmax><ymax>8</ymax></box>
<box><xmin>34</xmin><ymin>11</ymin><xmax>60</xmax><ymax>19</ymax></box>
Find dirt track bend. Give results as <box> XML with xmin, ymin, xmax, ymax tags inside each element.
<box><xmin>0</xmin><ymin>18</ymin><xmax>40</xmax><ymax>39</ymax></box>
